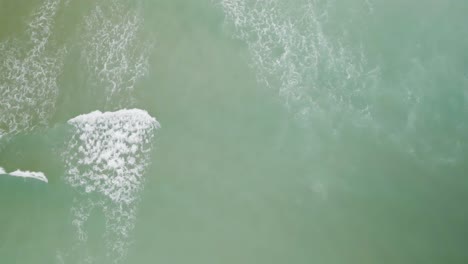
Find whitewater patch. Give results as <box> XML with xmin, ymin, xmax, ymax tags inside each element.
<box><xmin>0</xmin><ymin>0</ymin><xmax>67</xmax><ymax>138</ymax></box>
<box><xmin>82</xmin><ymin>0</ymin><xmax>151</xmax><ymax>109</ymax></box>
<box><xmin>62</xmin><ymin>109</ymin><xmax>159</xmax><ymax>263</ymax></box>
<box><xmin>220</xmin><ymin>0</ymin><xmax>379</xmax><ymax>128</ymax></box>
<box><xmin>0</xmin><ymin>167</ymin><xmax>48</xmax><ymax>183</ymax></box>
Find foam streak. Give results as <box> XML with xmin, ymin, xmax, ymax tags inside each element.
<box><xmin>0</xmin><ymin>0</ymin><xmax>66</xmax><ymax>137</ymax></box>
<box><xmin>82</xmin><ymin>0</ymin><xmax>151</xmax><ymax>108</ymax></box>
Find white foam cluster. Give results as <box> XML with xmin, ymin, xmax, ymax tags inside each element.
<box><xmin>0</xmin><ymin>167</ymin><xmax>48</xmax><ymax>183</ymax></box>
<box><xmin>220</xmin><ymin>0</ymin><xmax>378</xmax><ymax>126</ymax></box>
<box><xmin>0</xmin><ymin>0</ymin><xmax>66</xmax><ymax>137</ymax></box>
<box><xmin>63</xmin><ymin>109</ymin><xmax>159</xmax><ymax>262</ymax></box>
<box><xmin>82</xmin><ymin>0</ymin><xmax>151</xmax><ymax>108</ymax></box>
<box><xmin>65</xmin><ymin>109</ymin><xmax>159</xmax><ymax>202</ymax></box>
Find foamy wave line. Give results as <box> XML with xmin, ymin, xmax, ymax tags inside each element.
<box><xmin>82</xmin><ymin>0</ymin><xmax>151</xmax><ymax>108</ymax></box>
<box><xmin>0</xmin><ymin>0</ymin><xmax>66</xmax><ymax>137</ymax></box>
<box><xmin>62</xmin><ymin>108</ymin><xmax>159</xmax><ymax>263</ymax></box>
<box><xmin>221</xmin><ymin>0</ymin><xmax>378</xmax><ymax>126</ymax></box>
<box><xmin>0</xmin><ymin>167</ymin><xmax>48</xmax><ymax>183</ymax></box>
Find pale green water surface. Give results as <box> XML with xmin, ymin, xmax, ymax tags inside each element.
<box><xmin>1</xmin><ymin>0</ymin><xmax>468</xmax><ymax>263</ymax></box>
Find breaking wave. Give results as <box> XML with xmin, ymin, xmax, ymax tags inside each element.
<box><xmin>0</xmin><ymin>167</ymin><xmax>48</xmax><ymax>183</ymax></box>
<box><xmin>0</xmin><ymin>0</ymin><xmax>66</xmax><ymax>138</ymax></box>
<box><xmin>61</xmin><ymin>109</ymin><xmax>159</xmax><ymax>263</ymax></box>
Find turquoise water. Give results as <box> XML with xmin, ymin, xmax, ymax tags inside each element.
<box><xmin>1</xmin><ymin>0</ymin><xmax>468</xmax><ymax>263</ymax></box>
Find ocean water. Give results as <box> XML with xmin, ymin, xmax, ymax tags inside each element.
<box><xmin>1</xmin><ymin>0</ymin><xmax>468</xmax><ymax>263</ymax></box>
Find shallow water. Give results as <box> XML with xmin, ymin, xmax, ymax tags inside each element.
<box><xmin>1</xmin><ymin>0</ymin><xmax>468</xmax><ymax>263</ymax></box>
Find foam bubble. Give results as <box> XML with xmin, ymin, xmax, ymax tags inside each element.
<box><xmin>63</xmin><ymin>109</ymin><xmax>159</xmax><ymax>263</ymax></box>
<box><xmin>0</xmin><ymin>167</ymin><xmax>5</xmax><ymax>174</ymax></box>
<box><xmin>0</xmin><ymin>0</ymin><xmax>66</xmax><ymax>137</ymax></box>
<box><xmin>82</xmin><ymin>0</ymin><xmax>151</xmax><ymax>109</ymax></box>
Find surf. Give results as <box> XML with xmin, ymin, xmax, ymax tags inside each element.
<box><xmin>0</xmin><ymin>167</ymin><xmax>48</xmax><ymax>183</ymax></box>
<box><xmin>60</xmin><ymin>109</ymin><xmax>160</xmax><ymax>263</ymax></box>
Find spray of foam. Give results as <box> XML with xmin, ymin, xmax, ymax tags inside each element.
<box><xmin>0</xmin><ymin>0</ymin><xmax>66</xmax><ymax>138</ymax></box>
<box><xmin>0</xmin><ymin>167</ymin><xmax>48</xmax><ymax>183</ymax></box>
<box><xmin>61</xmin><ymin>109</ymin><xmax>159</xmax><ymax>263</ymax></box>
<box><xmin>82</xmin><ymin>0</ymin><xmax>151</xmax><ymax>109</ymax></box>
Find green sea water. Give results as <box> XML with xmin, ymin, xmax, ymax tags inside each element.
<box><xmin>1</xmin><ymin>0</ymin><xmax>468</xmax><ymax>263</ymax></box>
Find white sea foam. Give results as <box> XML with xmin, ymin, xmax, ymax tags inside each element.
<box><xmin>8</xmin><ymin>170</ymin><xmax>48</xmax><ymax>183</ymax></box>
<box><xmin>0</xmin><ymin>0</ymin><xmax>66</xmax><ymax>137</ymax></box>
<box><xmin>82</xmin><ymin>0</ymin><xmax>151</xmax><ymax>108</ymax></box>
<box><xmin>221</xmin><ymin>0</ymin><xmax>466</xmax><ymax>165</ymax></box>
<box><xmin>220</xmin><ymin>0</ymin><xmax>378</xmax><ymax>127</ymax></box>
<box><xmin>63</xmin><ymin>109</ymin><xmax>159</xmax><ymax>263</ymax></box>
<box><xmin>0</xmin><ymin>167</ymin><xmax>48</xmax><ymax>183</ymax></box>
